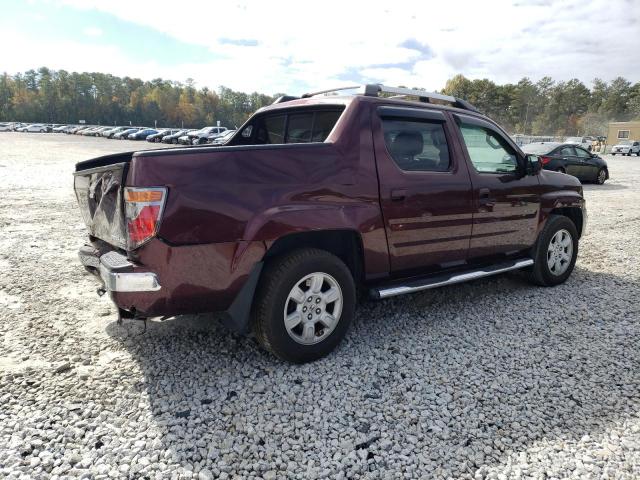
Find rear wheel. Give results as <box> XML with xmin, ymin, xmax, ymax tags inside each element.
<box><xmin>527</xmin><ymin>215</ymin><xmax>578</xmax><ymax>286</ymax></box>
<box><xmin>252</xmin><ymin>248</ymin><xmax>355</xmax><ymax>363</ymax></box>
<box><xmin>596</xmin><ymin>168</ymin><xmax>607</xmax><ymax>185</ymax></box>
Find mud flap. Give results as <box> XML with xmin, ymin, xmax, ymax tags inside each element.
<box><xmin>222</xmin><ymin>262</ymin><xmax>263</xmax><ymax>334</ymax></box>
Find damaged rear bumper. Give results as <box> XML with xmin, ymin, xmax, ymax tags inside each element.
<box><xmin>79</xmin><ymin>245</ymin><xmax>161</xmax><ymax>293</ymax></box>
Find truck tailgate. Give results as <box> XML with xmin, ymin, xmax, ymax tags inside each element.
<box><xmin>73</xmin><ymin>161</ymin><xmax>128</xmax><ymax>249</ymax></box>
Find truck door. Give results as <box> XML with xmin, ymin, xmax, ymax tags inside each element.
<box><xmin>373</xmin><ymin>106</ymin><xmax>474</xmax><ymax>274</ymax></box>
<box><xmin>452</xmin><ymin>114</ymin><xmax>541</xmax><ymax>259</ymax></box>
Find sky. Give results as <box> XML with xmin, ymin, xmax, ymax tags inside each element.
<box><xmin>1</xmin><ymin>0</ymin><xmax>639</xmax><ymax>95</ymax></box>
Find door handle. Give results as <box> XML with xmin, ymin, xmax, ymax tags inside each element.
<box><xmin>390</xmin><ymin>189</ymin><xmax>407</xmax><ymax>201</ymax></box>
<box><xmin>478</xmin><ymin>188</ymin><xmax>494</xmax><ymax>207</ymax></box>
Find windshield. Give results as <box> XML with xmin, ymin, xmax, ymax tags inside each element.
<box><xmin>522</xmin><ymin>143</ymin><xmax>558</xmax><ymax>154</ymax></box>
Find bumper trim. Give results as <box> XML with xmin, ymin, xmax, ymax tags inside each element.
<box><xmin>99</xmin><ymin>265</ymin><xmax>161</xmax><ymax>292</ymax></box>
<box><xmin>79</xmin><ymin>246</ymin><xmax>161</xmax><ymax>293</ymax></box>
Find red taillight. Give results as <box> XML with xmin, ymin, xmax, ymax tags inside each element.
<box><xmin>540</xmin><ymin>156</ymin><xmax>551</xmax><ymax>165</ymax></box>
<box><xmin>124</xmin><ymin>187</ymin><xmax>167</xmax><ymax>249</ymax></box>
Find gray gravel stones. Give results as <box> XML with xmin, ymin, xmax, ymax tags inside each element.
<box><xmin>1</xmin><ymin>134</ymin><xmax>639</xmax><ymax>479</ymax></box>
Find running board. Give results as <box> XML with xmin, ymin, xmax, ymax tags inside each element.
<box><xmin>371</xmin><ymin>258</ymin><xmax>534</xmax><ymax>299</ymax></box>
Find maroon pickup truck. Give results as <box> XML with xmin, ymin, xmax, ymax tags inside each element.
<box><xmin>74</xmin><ymin>84</ymin><xmax>586</xmax><ymax>363</ymax></box>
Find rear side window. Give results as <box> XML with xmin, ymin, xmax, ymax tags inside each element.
<box><xmin>381</xmin><ymin>119</ymin><xmax>450</xmax><ymax>172</ymax></box>
<box><xmin>558</xmin><ymin>146</ymin><xmax>575</xmax><ymax>156</ymax></box>
<box><xmin>236</xmin><ymin>107</ymin><xmax>344</xmax><ymax>145</ymax></box>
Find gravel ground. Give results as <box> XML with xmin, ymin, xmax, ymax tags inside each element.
<box><xmin>1</xmin><ymin>132</ymin><xmax>639</xmax><ymax>479</ymax></box>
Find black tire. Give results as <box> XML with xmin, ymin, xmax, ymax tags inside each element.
<box><xmin>556</xmin><ymin>167</ymin><xmax>566</xmax><ymax>174</ymax></box>
<box><xmin>172</xmin><ymin>139</ymin><xmax>178</xmax><ymax>144</ymax></box>
<box><xmin>252</xmin><ymin>248</ymin><xmax>355</xmax><ymax>363</ymax></box>
<box><xmin>596</xmin><ymin>168</ymin><xmax>607</xmax><ymax>185</ymax></box>
<box><xmin>527</xmin><ymin>215</ymin><xmax>579</xmax><ymax>287</ymax></box>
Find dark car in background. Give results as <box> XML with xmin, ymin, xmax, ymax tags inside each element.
<box><xmin>162</xmin><ymin>129</ymin><xmax>190</xmax><ymax>144</ymax></box>
<box><xmin>128</xmin><ymin>128</ymin><xmax>158</xmax><ymax>140</ymax></box>
<box><xmin>113</xmin><ymin>128</ymin><xmax>140</xmax><ymax>140</ymax></box>
<box><xmin>193</xmin><ymin>126</ymin><xmax>229</xmax><ymax>145</ymax></box>
<box><xmin>523</xmin><ymin>142</ymin><xmax>609</xmax><ymax>184</ymax></box>
<box><xmin>209</xmin><ymin>129</ymin><xmax>236</xmax><ymax>145</ymax></box>
<box><xmin>146</xmin><ymin>129</ymin><xmax>178</xmax><ymax>142</ymax></box>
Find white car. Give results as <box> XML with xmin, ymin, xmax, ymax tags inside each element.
<box><xmin>611</xmin><ymin>140</ymin><xmax>640</xmax><ymax>156</ymax></box>
<box><xmin>0</xmin><ymin>123</ymin><xmax>12</xmax><ymax>132</ymax></box>
<box><xmin>17</xmin><ymin>123</ymin><xmax>48</xmax><ymax>133</ymax></box>
<box><xmin>565</xmin><ymin>136</ymin><xmax>593</xmax><ymax>151</ymax></box>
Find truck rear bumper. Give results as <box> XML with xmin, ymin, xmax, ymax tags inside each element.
<box><xmin>80</xmin><ymin>246</ymin><xmax>160</xmax><ymax>293</ymax></box>
<box><xmin>77</xmin><ymin>239</ymin><xmax>266</xmax><ymax>320</ymax></box>
<box><xmin>80</xmin><ymin>247</ymin><xmax>161</xmax><ymax>293</ymax></box>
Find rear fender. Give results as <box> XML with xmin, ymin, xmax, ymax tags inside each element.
<box><xmin>243</xmin><ymin>204</ymin><xmax>390</xmax><ymax>279</ymax></box>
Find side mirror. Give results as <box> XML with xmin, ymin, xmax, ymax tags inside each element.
<box><xmin>525</xmin><ymin>154</ymin><xmax>542</xmax><ymax>175</ymax></box>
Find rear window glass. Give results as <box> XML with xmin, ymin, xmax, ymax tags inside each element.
<box><xmin>262</xmin><ymin>115</ymin><xmax>286</xmax><ymax>144</ymax></box>
<box><xmin>235</xmin><ymin>107</ymin><xmax>344</xmax><ymax>145</ymax></box>
<box><xmin>287</xmin><ymin>112</ymin><xmax>313</xmax><ymax>143</ymax></box>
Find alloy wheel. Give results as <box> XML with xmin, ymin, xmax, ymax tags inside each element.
<box><xmin>547</xmin><ymin>229</ymin><xmax>573</xmax><ymax>276</ymax></box>
<box><xmin>283</xmin><ymin>272</ymin><xmax>343</xmax><ymax>345</ymax></box>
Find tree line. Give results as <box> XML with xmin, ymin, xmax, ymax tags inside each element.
<box><xmin>1</xmin><ymin>67</ymin><xmax>639</xmax><ymax>135</ymax></box>
<box><xmin>441</xmin><ymin>74</ymin><xmax>640</xmax><ymax>136</ymax></box>
<box><xmin>0</xmin><ymin>67</ymin><xmax>275</xmax><ymax>129</ymax></box>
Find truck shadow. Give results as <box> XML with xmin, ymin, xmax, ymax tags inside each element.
<box><xmin>105</xmin><ymin>265</ymin><xmax>640</xmax><ymax>477</ymax></box>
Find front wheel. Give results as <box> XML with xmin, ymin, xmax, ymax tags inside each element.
<box><xmin>596</xmin><ymin>168</ymin><xmax>607</xmax><ymax>185</ymax></box>
<box><xmin>527</xmin><ymin>215</ymin><xmax>578</xmax><ymax>286</ymax></box>
<box><xmin>252</xmin><ymin>248</ymin><xmax>355</xmax><ymax>363</ymax></box>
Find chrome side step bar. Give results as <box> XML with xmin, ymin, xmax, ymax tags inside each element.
<box><xmin>371</xmin><ymin>258</ymin><xmax>534</xmax><ymax>299</ymax></box>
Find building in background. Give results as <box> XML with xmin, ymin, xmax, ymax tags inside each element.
<box><xmin>608</xmin><ymin>121</ymin><xmax>640</xmax><ymax>143</ymax></box>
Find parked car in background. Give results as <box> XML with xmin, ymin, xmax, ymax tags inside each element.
<box><xmin>178</xmin><ymin>130</ymin><xmax>199</xmax><ymax>145</ymax></box>
<box><xmin>74</xmin><ymin>126</ymin><xmax>95</xmax><ymax>135</ymax></box>
<box><xmin>66</xmin><ymin>125</ymin><xmax>87</xmax><ymax>134</ymax></box>
<box><xmin>523</xmin><ymin>142</ymin><xmax>609</xmax><ymax>184</ymax></box>
<box><xmin>161</xmin><ymin>129</ymin><xmax>190</xmax><ymax>144</ymax></box>
<box><xmin>565</xmin><ymin>136</ymin><xmax>593</xmax><ymax>151</ymax></box>
<box><xmin>74</xmin><ymin>84</ymin><xmax>587</xmax><ymax>363</ymax></box>
<box><xmin>102</xmin><ymin>126</ymin><xmax>128</xmax><ymax>138</ymax></box>
<box><xmin>17</xmin><ymin>124</ymin><xmax>48</xmax><ymax>133</ymax></box>
<box><xmin>85</xmin><ymin>126</ymin><xmax>111</xmax><ymax>136</ymax></box>
<box><xmin>53</xmin><ymin>125</ymin><xmax>75</xmax><ymax>133</ymax></box>
<box><xmin>611</xmin><ymin>140</ymin><xmax>640</xmax><ymax>156</ymax></box>
<box><xmin>113</xmin><ymin>128</ymin><xmax>140</xmax><ymax>139</ymax></box>
<box><xmin>128</xmin><ymin>128</ymin><xmax>158</xmax><ymax>140</ymax></box>
<box><xmin>145</xmin><ymin>128</ymin><xmax>170</xmax><ymax>143</ymax></box>
<box><xmin>209</xmin><ymin>129</ymin><xmax>236</xmax><ymax>145</ymax></box>
<box><xmin>192</xmin><ymin>126</ymin><xmax>229</xmax><ymax>145</ymax></box>
<box><xmin>0</xmin><ymin>123</ymin><xmax>12</xmax><ymax>132</ymax></box>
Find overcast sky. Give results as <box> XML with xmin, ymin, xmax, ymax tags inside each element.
<box><xmin>2</xmin><ymin>0</ymin><xmax>639</xmax><ymax>95</ymax></box>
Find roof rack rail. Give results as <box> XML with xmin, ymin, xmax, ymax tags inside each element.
<box><xmin>301</xmin><ymin>86</ymin><xmax>360</xmax><ymax>98</ymax></box>
<box><xmin>359</xmin><ymin>84</ymin><xmax>479</xmax><ymax>112</ymax></box>
<box><xmin>298</xmin><ymin>83</ymin><xmax>479</xmax><ymax>113</ymax></box>
<box><xmin>272</xmin><ymin>95</ymin><xmax>300</xmax><ymax>104</ymax></box>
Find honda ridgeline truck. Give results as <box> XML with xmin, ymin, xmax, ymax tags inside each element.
<box><xmin>74</xmin><ymin>84</ymin><xmax>586</xmax><ymax>363</ymax></box>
